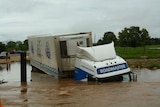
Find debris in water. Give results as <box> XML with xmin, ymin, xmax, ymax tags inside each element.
<box><xmin>0</xmin><ymin>79</ymin><xmax>8</xmax><ymax>84</ymax></box>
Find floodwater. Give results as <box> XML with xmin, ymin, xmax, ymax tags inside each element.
<box><xmin>0</xmin><ymin>62</ymin><xmax>160</xmax><ymax>107</ymax></box>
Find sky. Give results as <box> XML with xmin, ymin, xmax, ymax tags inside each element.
<box><xmin>0</xmin><ymin>0</ymin><xmax>160</xmax><ymax>42</ymax></box>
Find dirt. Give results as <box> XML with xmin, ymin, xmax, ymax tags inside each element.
<box><xmin>126</xmin><ymin>59</ymin><xmax>160</xmax><ymax>69</ymax></box>
<box><xmin>0</xmin><ymin>56</ymin><xmax>20</xmax><ymax>64</ymax></box>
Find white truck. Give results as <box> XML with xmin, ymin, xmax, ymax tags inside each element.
<box><xmin>74</xmin><ymin>42</ymin><xmax>133</xmax><ymax>82</ymax></box>
<box><xmin>28</xmin><ymin>32</ymin><xmax>92</xmax><ymax>77</ymax></box>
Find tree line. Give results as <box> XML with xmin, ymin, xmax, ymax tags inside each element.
<box><xmin>95</xmin><ymin>26</ymin><xmax>160</xmax><ymax>47</ymax></box>
<box><xmin>0</xmin><ymin>39</ymin><xmax>28</xmax><ymax>53</ymax></box>
<box><xmin>0</xmin><ymin>26</ymin><xmax>160</xmax><ymax>53</ymax></box>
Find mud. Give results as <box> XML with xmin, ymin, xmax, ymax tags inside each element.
<box><xmin>0</xmin><ymin>62</ymin><xmax>160</xmax><ymax>107</ymax></box>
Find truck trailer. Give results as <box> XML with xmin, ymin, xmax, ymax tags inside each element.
<box><xmin>28</xmin><ymin>32</ymin><xmax>92</xmax><ymax>77</ymax></box>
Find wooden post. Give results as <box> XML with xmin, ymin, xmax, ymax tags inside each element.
<box><xmin>129</xmin><ymin>72</ymin><xmax>132</xmax><ymax>81</ymax></box>
<box><xmin>21</xmin><ymin>52</ymin><xmax>27</xmax><ymax>83</ymax></box>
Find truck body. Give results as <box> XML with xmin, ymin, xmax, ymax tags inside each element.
<box><xmin>28</xmin><ymin>32</ymin><xmax>92</xmax><ymax>77</ymax></box>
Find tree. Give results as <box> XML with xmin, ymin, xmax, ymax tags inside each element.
<box><xmin>18</xmin><ymin>40</ymin><xmax>28</xmax><ymax>51</ymax></box>
<box><xmin>96</xmin><ymin>31</ymin><xmax>117</xmax><ymax>45</ymax></box>
<box><xmin>151</xmin><ymin>38</ymin><xmax>160</xmax><ymax>45</ymax></box>
<box><xmin>139</xmin><ymin>28</ymin><xmax>150</xmax><ymax>51</ymax></box>
<box><xmin>96</xmin><ymin>39</ymin><xmax>103</xmax><ymax>45</ymax></box>
<box><xmin>23</xmin><ymin>39</ymin><xmax>28</xmax><ymax>51</ymax></box>
<box><xmin>118</xmin><ymin>26</ymin><xmax>150</xmax><ymax>47</ymax></box>
<box><xmin>6</xmin><ymin>41</ymin><xmax>16</xmax><ymax>52</ymax></box>
<box><xmin>0</xmin><ymin>42</ymin><xmax>6</xmax><ymax>52</ymax></box>
<box><xmin>16</xmin><ymin>41</ymin><xmax>23</xmax><ymax>50</ymax></box>
<box><xmin>118</xmin><ymin>27</ymin><xmax>130</xmax><ymax>47</ymax></box>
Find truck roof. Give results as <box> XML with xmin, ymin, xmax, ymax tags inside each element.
<box><xmin>28</xmin><ymin>32</ymin><xmax>91</xmax><ymax>38</ymax></box>
<box><xmin>77</xmin><ymin>42</ymin><xmax>116</xmax><ymax>61</ymax></box>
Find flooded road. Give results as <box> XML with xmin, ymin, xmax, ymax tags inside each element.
<box><xmin>0</xmin><ymin>62</ymin><xmax>160</xmax><ymax>107</ymax></box>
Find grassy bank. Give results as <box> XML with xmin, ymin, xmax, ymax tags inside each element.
<box><xmin>126</xmin><ymin>59</ymin><xmax>160</xmax><ymax>69</ymax></box>
<box><xmin>115</xmin><ymin>45</ymin><xmax>160</xmax><ymax>59</ymax></box>
<box><xmin>115</xmin><ymin>45</ymin><xmax>160</xmax><ymax>69</ymax></box>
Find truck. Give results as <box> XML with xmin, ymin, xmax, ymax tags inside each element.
<box><xmin>74</xmin><ymin>42</ymin><xmax>134</xmax><ymax>82</ymax></box>
<box><xmin>28</xmin><ymin>32</ymin><xmax>92</xmax><ymax>77</ymax></box>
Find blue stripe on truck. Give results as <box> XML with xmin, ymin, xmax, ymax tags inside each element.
<box><xmin>97</xmin><ymin>63</ymin><xmax>128</xmax><ymax>74</ymax></box>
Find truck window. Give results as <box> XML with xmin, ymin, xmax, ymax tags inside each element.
<box><xmin>60</xmin><ymin>41</ymin><xmax>68</xmax><ymax>58</ymax></box>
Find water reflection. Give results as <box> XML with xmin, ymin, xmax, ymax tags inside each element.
<box><xmin>20</xmin><ymin>82</ymin><xmax>28</xmax><ymax>107</ymax></box>
<box><xmin>21</xmin><ymin>82</ymin><xmax>28</xmax><ymax>94</ymax></box>
<box><xmin>1</xmin><ymin>62</ymin><xmax>160</xmax><ymax>83</ymax></box>
<box><xmin>0</xmin><ymin>62</ymin><xmax>31</xmax><ymax>83</ymax></box>
<box><xmin>132</xmin><ymin>68</ymin><xmax>160</xmax><ymax>82</ymax></box>
<box><xmin>6</xmin><ymin>62</ymin><xmax>11</xmax><ymax>71</ymax></box>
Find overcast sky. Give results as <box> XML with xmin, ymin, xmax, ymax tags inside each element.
<box><xmin>0</xmin><ymin>0</ymin><xmax>160</xmax><ymax>42</ymax></box>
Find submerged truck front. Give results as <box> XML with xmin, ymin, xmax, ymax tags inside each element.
<box><xmin>74</xmin><ymin>42</ymin><xmax>131</xmax><ymax>81</ymax></box>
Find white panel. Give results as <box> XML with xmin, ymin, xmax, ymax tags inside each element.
<box><xmin>67</xmin><ymin>38</ymin><xmax>87</xmax><ymax>56</ymax></box>
<box><xmin>40</xmin><ymin>36</ymin><xmax>58</xmax><ymax>70</ymax></box>
<box><xmin>77</xmin><ymin>42</ymin><xmax>116</xmax><ymax>61</ymax></box>
<box><xmin>28</xmin><ymin>36</ymin><xmax>58</xmax><ymax>71</ymax></box>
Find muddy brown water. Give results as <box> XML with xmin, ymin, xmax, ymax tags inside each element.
<box><xmin>0</xmin><ymin>62</ymin><xmax>160</xmax><ymax>107</ymax></box>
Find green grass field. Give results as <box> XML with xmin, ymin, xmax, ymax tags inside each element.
<box><xmin>115</xmin><ymin>45</ymin><xmax>160</xmax><ymax>59</ymax></box>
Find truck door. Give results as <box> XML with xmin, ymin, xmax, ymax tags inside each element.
<box><xmin>60</xmin><ymin>37</ymin><xmax>89</xmax><ymax>58</ymax></box>
<box><xmin>59</xmin><ymin>35</ymin><xmax>90</xmax><ymax>71</ymax></box>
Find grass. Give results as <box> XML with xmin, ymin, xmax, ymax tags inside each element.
<box><xmin>115</xmin><ymin>45</ymin><xmax>160</xmax><ymax>69</ymax></box>
<box><xmin>115</xmin><ymin>45</ymin><xmax>160</xmax><ymax>59</ymax></box>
